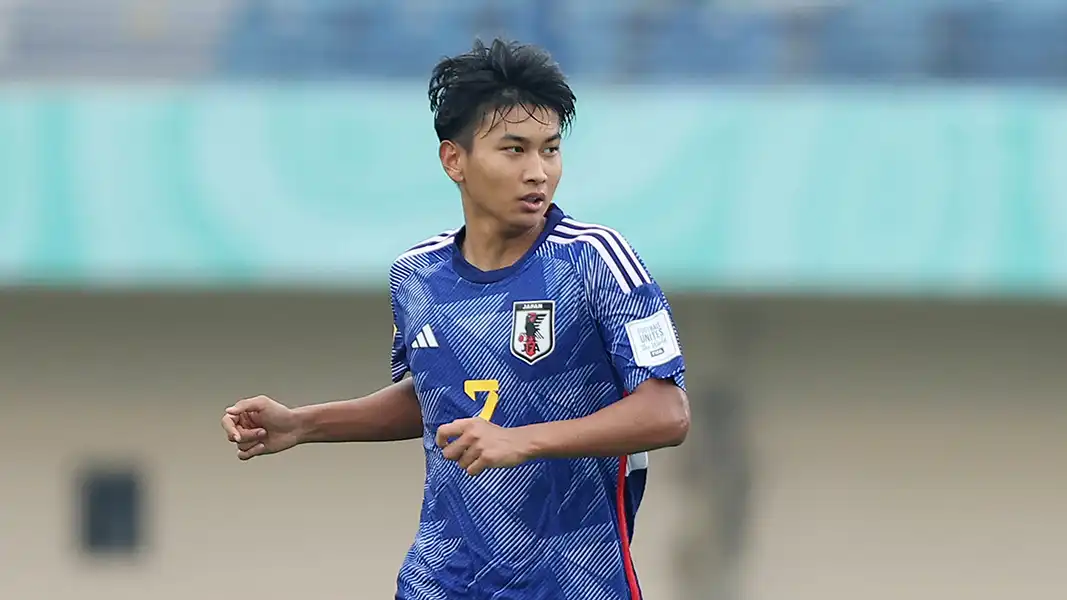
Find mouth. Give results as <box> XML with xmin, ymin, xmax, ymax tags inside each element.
<box><xmin>518</xmin><ymin>193</ymin><xmax>546</xmax><ymax>211</ymax></box>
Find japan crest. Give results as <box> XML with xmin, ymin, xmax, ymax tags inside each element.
<box><xmin>511</xmin><ymin>300</ymin><xmax>555</xmax><ymax>365</ymax></box>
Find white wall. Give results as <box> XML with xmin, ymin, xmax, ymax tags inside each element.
<box><xmin>726</xmin><ymin>299</ymin><xmax>1067</xmax><ymax>600</ymax></box>
<box><xmin>2</xmin><ymin>292</ymin><xmax>1064</xmax><ymax>600</ymax></box>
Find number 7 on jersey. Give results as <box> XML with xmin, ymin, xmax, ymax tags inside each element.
<box><xmin>464</xmin><ymin>379</ymin><xmax>500</xmax><ymax>421</ymax></box>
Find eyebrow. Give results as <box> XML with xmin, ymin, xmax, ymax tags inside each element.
<box><xmin>500</xmin><ymin>133</ymin><xmax>562</xmax><ymax>145</ymax></box>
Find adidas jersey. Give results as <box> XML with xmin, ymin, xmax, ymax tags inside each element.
<box><xmin>389</xmin><ymin>204</ymin><xmax>686</xmax><ymax>600</ymax></box>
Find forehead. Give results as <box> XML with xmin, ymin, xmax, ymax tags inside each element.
<box><xmin>475</xmin><ymin>104</ymin><xmax>560</xmax><ymax>142</ymax></box>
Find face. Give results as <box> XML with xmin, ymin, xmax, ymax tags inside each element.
<box><xmin>440</xmin><ymin>105</ymin><xmax>563</xmax><ymax>234</ymax></box>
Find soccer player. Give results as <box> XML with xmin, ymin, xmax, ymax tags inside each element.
<box><xmin>221</xmin><ymin>38</ymin><xmax>689</xmax><ymax>600</ymax></box>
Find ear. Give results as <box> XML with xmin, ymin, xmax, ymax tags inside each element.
<box><xmin>439</xmin><ymin>141</ymin><xmax>464</xmax><ymax>184</ymax></box>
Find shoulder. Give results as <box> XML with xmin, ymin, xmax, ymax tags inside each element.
<box><xmin>545</xmin><ymin>216</ymin><xmax>652</xmax><ymax>294</ymax></box>
<box><xmin>389</xmin><ymin>228</ymin><xmax>459</xmax><ymax>292</ymax></box>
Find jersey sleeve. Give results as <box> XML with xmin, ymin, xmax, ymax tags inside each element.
<box><xmin>389</xmin><ymin>263</ymin><xmax>410</xmax><ymax>383</ymax></box>
<box><xmin>580</xmin><ymin>231</ymin><xmax>686</xmax><ymax>394</ymax></box>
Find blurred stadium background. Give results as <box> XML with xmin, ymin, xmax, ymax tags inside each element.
<box><xmin>2</xmin><ymin>0</ymin><xmax>1066</xmax><ymax>598</ymax></box>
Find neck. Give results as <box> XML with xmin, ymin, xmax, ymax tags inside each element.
<box><xmin>460</xmin><ymin>202</ymin><xmax>546</xmax><ymax>272</ymax></box>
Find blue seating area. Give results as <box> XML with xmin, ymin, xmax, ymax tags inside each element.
<box><xmin>3</xmin><ymin>0</ymin><xmax>1063</xmax><ymax>83</ymax></box>
<box><xmin>214</xmin><ymin>0</ymin><xmax>1067</xmax><ymax>83</ymax></box>
<box><xmin>221</xmin><ymin>1</ymin><xmax>1066</xmax><ymax>83</ymax></box>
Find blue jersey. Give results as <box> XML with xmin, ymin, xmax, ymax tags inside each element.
<box><xmin>389</xmin><ymin>204</ymin><xmax>686</xmax><ymax>600</ymax></box>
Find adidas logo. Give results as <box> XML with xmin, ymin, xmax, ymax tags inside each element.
<box><xmin>411</xmin><ymin>324</ymin><xmax>439</xmax><ymax>349</ymax></box>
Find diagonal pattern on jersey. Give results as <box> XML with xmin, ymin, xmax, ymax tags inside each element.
<box><xmin>389</xmin><ymin>206</ymin><xmax>687</xmax><ymax>599</ymax></box>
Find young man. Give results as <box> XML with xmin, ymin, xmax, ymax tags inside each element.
<box><xmin>221</xmin><ymin>38</ymin><xmax>689</xmax><ymax>600</ymax></box>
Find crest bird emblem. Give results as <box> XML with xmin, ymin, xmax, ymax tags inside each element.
<box><xmin>518</xmin><ymin>312</ymin><xmax>546</xmax><ymax>357</ymax></box>
<box><xmin>511</xmin><ymin>301</ymin><xmax>555</xmax><ymax>365</ymax></box>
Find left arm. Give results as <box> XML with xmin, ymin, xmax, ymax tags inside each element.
<box><xmin>525</xmin><ymin>233</ymin><xmax>690</xmax><ymax>458</ymax></box>
<box><xmin>438</xmin><ymin>232</ymin><xmax>690</xmax><ymax>475</ymax></box>
<box><xmin>437</xmin><ymin>379</ymin><xmax>687</xmax><ymax>475</ymax></box>
<box><xmin>436</xmin><ymin>380</ymin><xmax>688</xmax><ymax>476</ymax></box>
<box><xmin>519</xmin><ymin>377</ymin><xmax>689</xmax><ymax>459</ymax></box>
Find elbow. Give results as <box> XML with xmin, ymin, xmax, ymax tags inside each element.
<box><xmin>631</xmin><ymin>378</ymin><xmax>690</xmax><ymax>448</ymax></box>
<box><xmin>662</xmin><ymin>389</ymin><xmax>690</xmax><ymax>447</ymax></box>
<box><xmin>666</xmin><ymin>413</ymin><xmax>690</xmax><ymax>447</ymax></box>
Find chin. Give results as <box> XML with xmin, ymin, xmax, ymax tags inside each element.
<box><xmin>507</xmin><ymin>208</ymin><xmax>548</xmax><ymax>232</ymax></box>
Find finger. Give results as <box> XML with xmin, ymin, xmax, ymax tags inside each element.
<box><xmin>458</xmin><ymin>446</ymin><xmax>482</xmax><ymax>470</ymax></box>
<box><xmin>235</xmin><ymin>426</ymin><xmax>267</xmax><ymax>443</ymax></box>
<box><xmin>235</xmin><ymin>429</ymin><xmax>267</xmax><ymax>451</ymax></box>
<box><xmin>236</xmin><ymin>443</ymin><xmax>267</xmax><ymax>461</ymax></box>
<box><xmin>442</xmin><ymin>435</ymin><xmax>474</xmax><ymax>462</ymax></box>
<box><xmin>221</xmin><ymin>414</ymin><xmax>240</xmax><ymax>442</ymax></box>
<box><xmin>227</xmin><ymin>395</ymin><xmax>269</xmax><ymax>416</ymax></box>
<box><xmin>237</xmin><ymin>439</ymin><xmax>261</xmax><ymax>452</ymax></box>
<box><xmin>436</xmin><ymin>419</ymin><xmax>474</xmax><ymax>448</ymax></box>
<box><xmin>466</xmin><ymin>457</ymin><xmax>490</xmax><ymax>477</ymax></box>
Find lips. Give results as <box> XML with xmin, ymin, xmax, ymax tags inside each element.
<box><xmin>518</xmin><ymin>193</ymin><xmax>546</xmax><ymax>213</ymax></box>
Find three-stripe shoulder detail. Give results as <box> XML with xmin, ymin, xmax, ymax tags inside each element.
<box><xmin>396</xmin><ymin>229</ymin><xmax>458</xmax><ymax>262</ymax></box>
<box><xmin>390</xmin><ymin>229</ymin><xmax>457</xmax><ymax>292</ymax></box>
<box><xmin>547</xmin><ymin>218</ymin><xmax>652</xmax><ymax>294</ymax></box>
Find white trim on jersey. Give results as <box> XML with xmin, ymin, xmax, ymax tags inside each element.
<box><xmin>411</xmin><ymin>324</ymin><xmax>439</xmax><ymax>349</ymax></box>
<box><xmin>396</xmin><ymin>230</ymin><xmax>458</xmax><ymax>263</ymax></box>
<box><xmin>417</xmin><ymin>228</ymin><xmax>460</xmax><ymax>247</ymax></box>
<box><xmin>560</xmin><ymin>218</ymin><xmax>651</xmax><ymax>284</ymax></box>
<box><xmin>555</xmin><ymin>224</ymin><xmax>649</xmax><ymax>289</ymax></box>
<box><xmin>546</xmin><ymin>234</ymin><xmax>635</xmax><ymax>294</ymax></box>
<box><xmin>626</xmin><ymin>451</ymin><xmax>649</xmax><ymax>476</ymax></box>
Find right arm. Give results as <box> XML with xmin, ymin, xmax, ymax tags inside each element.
<box><xmin>297</xmin><ymin>260</ymin><xmax>425</xmax><ymax>444</ymax></box>
<box><xmin>298</xmin><ymin>256</ymin><xmax>425</xmax><ymax>444</ymax></box>
<box><xmin>223</xmin><ymin>379</ymin><xmax>423</xmax><ymax>460</ymax></box>
<box><xmin>295</xmin><ymin>378</ymin><xmax>423</xmax><ymax>444</ymax></box>
<box><xmin>224</xmin><ymin>262</ymin><xmax>424</xmax><ymax>459</ymax></box>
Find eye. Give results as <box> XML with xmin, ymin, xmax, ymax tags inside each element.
<box><xmin>543</xmin><ymin>146</ymin><xmax>560</xmax><ymax>155</ymax></box>
<box><xmin>503</xmin><ymin>146</ymin><xmax>524</xmax><ymax>153</ymax></box>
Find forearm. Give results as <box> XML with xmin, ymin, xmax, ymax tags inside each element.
<box><xmin>520</xmin><ymin>381</ymin><xmax>689</xmax><ymax>460</ymax></box>
<box><xmin>296</xmin><ymin>378</ymin><xmax>423</xmax><ymax>444</ymax></box>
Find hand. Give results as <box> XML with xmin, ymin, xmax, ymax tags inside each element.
<box><xmin>436</xmin><ymin>418</ymin><xmax>533</xmax><ymax>477</ymax></box>
<box><xmin>221</xmin><ymin>395</ymin><xmax>303</xmax><ymax>461</ymax></box>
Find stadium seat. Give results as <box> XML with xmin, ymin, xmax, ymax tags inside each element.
<box><xmin>210</xmin><ymin>0</ymin><xmax>1067</xmax><ymax>83</ymax></box>
<box><xmin>964</xmin><ymin>3</ymin><xmax>1067</xmax><ymax>82</ymax></box>
<box><xmin>813</xmin><ymin>2</ymin><xmax>937</xmax><ymax>80</ymax></box>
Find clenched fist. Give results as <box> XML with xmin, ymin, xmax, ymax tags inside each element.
<box><xmin>436</xmin><ymin>418</ymin><xmax>534</xmax><ymax>477</ymax></box>
<box><xmin>221</xmin><ymin>395</ymin><xmax>303</xmax><ymax>460</ymax></box>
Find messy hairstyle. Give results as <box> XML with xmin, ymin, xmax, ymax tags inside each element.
<box><xmin>428</xmin><ymin>38</ymin><xmax>576</xmax><ymax>148</ymax></box>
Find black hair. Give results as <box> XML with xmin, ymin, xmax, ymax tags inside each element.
<box><xmin>428</xmin><ymin>38</ymin><xmax>576</xmax><ymax>148</ymax></box>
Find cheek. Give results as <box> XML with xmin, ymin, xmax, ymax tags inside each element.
<box><xmin>482</xmin><ymin>158</ymin><xmax>518</xmax><ymax>187</ymax></box>
<box><xmin>467</xmin><ymin>158</ymin><xmax>512</xmax><ymax>195</ymax></box>
<box><xmin>465</xmin><ymin>160</ymin><xmax>492</xmax><ymax>189</ymax></box>
<box><xmin>547</xmin><ymin>160</ymin><xmax>563</xmax><ymax>186</ymax></box>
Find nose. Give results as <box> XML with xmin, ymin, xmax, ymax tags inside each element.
<box><xmin>524</xmin><ymin>155</ymin><xmax>548</xmax><ymax>186</ymax></box>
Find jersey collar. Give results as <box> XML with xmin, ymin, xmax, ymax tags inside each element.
<box><xmin>451</xmin><ymin>204</ymin><xmax>566</xmax><ymax>284</ymax></box>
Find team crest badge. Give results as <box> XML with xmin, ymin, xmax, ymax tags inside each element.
<box><xmin>511</xmin><ymin>300</ymin><xmax>555</xmax><ymax>365</ymax></box>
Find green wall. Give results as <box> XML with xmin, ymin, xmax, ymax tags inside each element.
<box><xmin>1</xmin><ymin>83</ymin><xmax>1065</xmax><ymax>297</ymax></box>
